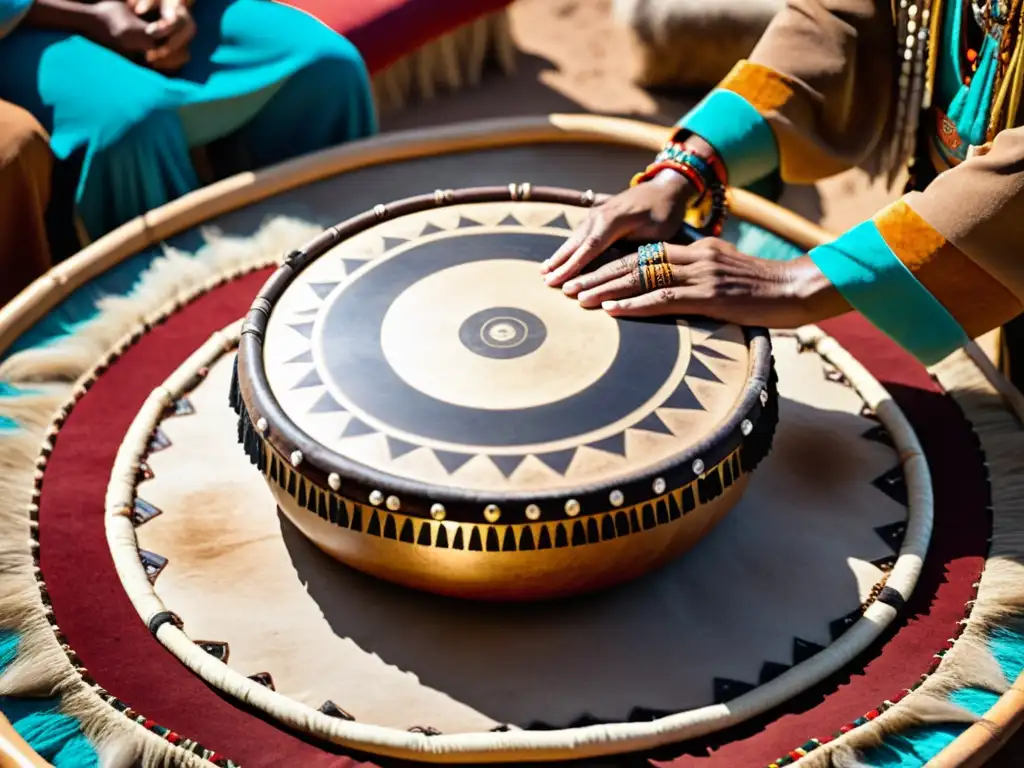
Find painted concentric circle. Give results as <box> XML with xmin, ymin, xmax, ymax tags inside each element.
<box><xmin>262</xmin><ymin>202</ymin><xmax>750</xmax><ymax>493</ymax></box>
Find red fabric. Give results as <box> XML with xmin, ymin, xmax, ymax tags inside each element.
<box><xmin>37</xmin><ymin>294</ymin><xmax>988</xmax><ymax>768</ymax></box>
<box><xmin>280</xmin><ymin>0</ymin><xmax>515</xmax><ymax>73</ymax></box>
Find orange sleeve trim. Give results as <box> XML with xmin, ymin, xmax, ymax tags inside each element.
<box><xmin>719</xmin><ymin>61</ymin><xmax>796</xmax><ymax>116</ymax></box>
<box><xmin>874</xmin><ymin>200</ymin><xmax>1023</xmax><ymax>339</ymax></box>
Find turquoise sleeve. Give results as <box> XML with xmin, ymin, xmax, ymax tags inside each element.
<box><xmin>676</xmin><ymin>89</ymin><xmax>779</xmax><ymax>188</ymax></box>
<box><xmin>0</xmin><ymin>0</ymin><xmax>32</xmax><ymax>39</ymax></box>
<box><xmin>808</xmin><ymin>221</ymin><xmax>969</xmax><ymax>365</ymax></box>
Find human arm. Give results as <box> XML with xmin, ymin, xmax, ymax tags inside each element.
<box><xmin>19</xmin><ymin>0</ymin><xmax>160</xmax><ymax>59</ymax></box>
<box><xmin>545</xmin><ymin>0</ymin><xmax>896</xmax><ymax>286</ymax></box>
<box><xmin>565</xmin><ymin>127</ymin><xmax>1024</xmax><ymax>367</ymax></box>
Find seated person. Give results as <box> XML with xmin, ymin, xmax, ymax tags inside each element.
<box><xmin>545</xmin><ymin>0</ymin><xmax>1024</xmax><ymax>390</ymax></box>
<box><xmin>0</xmin><ymin>99</ymin><xmax>53</xmax><ymax>306</ymax></box>
<box><xmin>0</xmin><ymin>0</ymin><xmax>377</xmax><ymax>243</ymax></box>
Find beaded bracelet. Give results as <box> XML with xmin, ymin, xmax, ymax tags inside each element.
<box><xmin>629</xmin><ymin>160</ymin><xmax>707</xmax><ymax>197</ymax></box>
<box><xmin>656</xmin><ymin>146</ymin><xmax>725</xmax><ymax>192</ymax></box>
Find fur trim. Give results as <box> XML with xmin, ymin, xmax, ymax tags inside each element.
<box><xmin>0</xmin><ymin>216</ymin><xmax>320</xmax><ymax>767</ymax></box>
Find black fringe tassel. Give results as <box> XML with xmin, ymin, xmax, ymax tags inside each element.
<box><xmin>229</xmin><ymin>356</ymin><xmax>242</xmax><ymax>415</ymax></box>
<box><xmin>741</xmin><ymin>359</ymin><xmax>780</xmax><ymax>475</ymax></box>
<box><xmin>235</xmin><ymin>398</ymin><xmax>266</xmax><ymax>474</ymax></box>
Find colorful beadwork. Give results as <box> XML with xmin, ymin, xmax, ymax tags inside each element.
<box><xmin>761</xmin><ymin>576</ymin><xmax>980</xmax><ymax>767</ymax></box>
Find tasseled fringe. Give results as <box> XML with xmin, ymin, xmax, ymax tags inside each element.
<box><xmin>741</xmin><ymin>361</ymin><xmax>779</xmax><ymax>475</ymax></box>
<box><xmin>228</xmin><ymin>357</ymin><xmax>241</xmax><ymax>415</ymax></box>
<box><xmin>235</xmin><ymin>401</ymin><xmax>266</xmax><ymax>474</ymax></box>
<box><xmin>371</xmin><ymin>9</ymin><xmax>517</xmax><ymax>114</ymax></box>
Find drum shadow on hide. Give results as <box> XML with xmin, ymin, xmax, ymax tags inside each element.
<box><xmin>276</xmin><ymin>386</ymin><xmax>908</xmax><ymax>730</ymax></box>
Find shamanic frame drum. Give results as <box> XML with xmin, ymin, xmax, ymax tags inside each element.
<box><xmin>231</xmin><ymin>186</ymin><xmax>778</xmax><ymax>600</ymax></box>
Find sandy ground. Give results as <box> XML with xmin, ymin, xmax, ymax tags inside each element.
<box><xmin>382</xmin><ymin>0</ymin><xmax>898</xmax><ymax>236</ymax></box>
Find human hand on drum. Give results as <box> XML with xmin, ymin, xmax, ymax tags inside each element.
<box><xmin>559</xmin><ymin>237</ymin><xmax>849</xmax><ymax>329</ymax></box>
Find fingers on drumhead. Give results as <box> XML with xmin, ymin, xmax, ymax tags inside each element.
<box><xmin>562</xmin><ymin>252</ymin><xmax>637</xmax><ymax>296</ymax></box>
<box><xmin>577</xmin><ymin>273</ymin><xmax>643</xmax><ymax>308</ymax></box>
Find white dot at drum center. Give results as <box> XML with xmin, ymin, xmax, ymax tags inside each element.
<box><xmin>379</xmin><ymin>259</ymin><xmax>620</xmax><ymax>412</ymax></box>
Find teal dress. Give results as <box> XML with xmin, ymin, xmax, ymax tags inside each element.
<box><xmin>0</xmin><ymin>0</ymin><xmax>377</xmax><ymax>241</ymax></box>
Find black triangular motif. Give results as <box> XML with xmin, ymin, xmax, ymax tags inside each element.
<box><xmin>139</xmin><ymin>550</ymin><xmax>167</xmax><ymax>583</ymax></box>
<box><xmin>498</xmin><ymin>214</ymin><xmax>521</xmax><ymax>226</ymax></box>
<box><xmin>310</xmin><ymin>392</ymin><xmax>345</xmax><ymax>414</ymax></box>
<box><xmin>197</xmin><ymin>641</ymin><xmax>230</xmax><ymax>662</ymax></box>
<box><xmin>759</xmin><ymin>661</ymin><xmax>790</xmax><ymax>685</ymax></box>
<box><xmin>691</xmin><ymin>344</ymin><xmax>733</xmax><ymax>361</ymax></box>
<box><xmin>435</xmin><ymin>450</ymin><xmax>474</xmax><ymax>474</ymax></box>
<box><xmin>862</xmin><ymin>425</ymin><xmax>894</xmax><ymax>446</ymax></box>
<box><xmin>685</xmin><ymin>355</ymin><xmax>723</xmax><ymax>383</ymax></box>
<box><xmin>341</xmin><ymin>258</ymin><xmax>369</xmax><ymax>275</ymax></box>
<box><xmin>661</xmin><ymin>379</ymin><xmax>704</xmax><ymax>411</ymax></box>
<box><xmin>171</xmin><ymin>398</ymin><xmax>194</xmax><ymax>417</ymax></box>
<box><xmin>248</xmin><ymin>672</ymin><xmax>276</xmax><ymax>691</ymax></box>
<box><xmin>386</xmin><ymin>437</ymin><xmax>419</xmax><ymax>460</ymax></box>
<box><xmin>587</xmin><ymin>433</ymin><xmax>627</xmax><ymax>457</ymax></box>
<box><xmin>629</xmin><ymin>412</ymin><xmax>674</xmax><ymax>436</ymax></box>
<box><xmin>490</xmin><ymin>455</ymin><xmax>526</xmax><ymax>478</ymax></box>
<box><xmin>131</xmin><ymin>498</ymin><xmax>162</xmax><ymax>526</ymax></box>
<box><xmin>536</xmin><ymin>448</ymin><xmax>577</xmax><ymax>476</ymax></box>
<box><xmin>148</xmin><ymin>428</ymin><xmax>171</xmax><ymax>453</ymax></box>
<box><xmin>829</xmin><ymin>609</ymin><xmax>863</xmax><ymax>641</ymax></box>
<box><xmin>873</xmin><ymin>467</ymin><xmax>908</xmax><ymax>506</ymax></box>
<box><xmin>308</xmin><ymin>282</ymin><xmax>340</xmax><ymax>299</ymax></box>
<box><xmin>874</xmin><ymin>521</ymin><xmax>907</xmax><ymax>550</ymax></box>
<box><xmin>793</xmin><ymin>638</ymin><xmax>825</xmax><ymax>664</ymax></box>
<box><xmin>713</xmin><ymin>678</ymin><xmax>756</xmax><ymax>704</ymax></box>
<box><xmin>543</xmin><ymin>213</ymin><xmax>572</xmax><ymax>230</ymax></box>
<box><xmin>286</xmin><ymin>350</ymin><xmax>314</xmax><ymax>364</ymax></box>
<box><xmin>288</xmin><ymin>322</ymin><xmax>315</xmax><ymax>339</ymax></box>
<box><xmin>319</xmin><ymin>700</ymin><xmax>355</xmax><ymax>720</ymax></box>
<box><xmin>457</xmin><ymin>216</ymin><xmax>482</xmax><ymax>228</ymax></box>
<box><xmin>341</xmin><ymin>418</ymin><xmax>375</xmax><ymax>438</ymax></box>
<box><xmin>382</xmin><ymin>237</ymin><xmax>408</xmax><ymax>251</ymax></box>
<box><xmin>291</xmin><ymin>369</ymin><xmax>323</xmax><ymax>390</ymax></box>
<box><xmin>420</xmin><ymin>222</ymin><xmax>443</xmax><ymax>236</ymax></box>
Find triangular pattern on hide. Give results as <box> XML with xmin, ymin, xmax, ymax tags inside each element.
<box><xmin>341</xmin><ymin>418</ymin><xmax>375</xmax><ymax>438</ymax></box>
<box><xmin>691</xmin><ymin>344</ymin><xmax>733</xmax><ymax>361</ymax></box>
<box><xmin>489</xmin><ymin>454</ymin><xmax>527</xmax><ymax>478</ymax></box>
<box><xmin>793</xmin><ymin>637</ymin><xmax>825</xmax><ymax>665</ymax></box>
<box><xmin>872</xmin><ymin>466</ymin><xmax>908</xmax><ymax>506</ymax></box>
<box><xmin>542</xmin><ymin>213</ymin><xmax>572</xmax><ymax>230</ymax></box>
<box><xmin>291</xmin><ymin>369</ymin><xmax>323</xmax><ymax>390</ymax></box>
<box><xmin>874</xmin><ymin>520</ymin><xmax>907</xmax><ymax>550</ymax></box>
<box><xmin>660</xmin><ymin>379</ymin><xmax>705</xmax><ymax>411</ymax></box>
<box><xmin>196</xmin><ymin>641</ymin><xmax>230</xmax><ymax>663</ymax></box>
<box><xmin>586</xmin><ymin>433</ymin><xmax>627</xmax><ymax>457</ymax></box>
<box><xmin>435</xmin><ymin>450</ymin><xmax>474</xmax><ymax>474</ymax></box>
<box><xmin>308</xmin><ymin>282</ymin><xmax>339</xmax><ymax>299</ymax></box>
<box><xmin>420</xmin><ymin>222</ymin><xmax>444</xmax><ymax>235</ymax></box>
<box><xmin>310</xmin><ymin>392</ymin><xmax>346</xmax><ymax>414</ymax></box>
<box><xmin>457</xmin><ymin>216</ymin><xmax>483</xmax><ymax>228</ymax></box>
<box><xmin>498</xmin><ymin>214</ymin><xmax>522</xmax><ymax>227</ymax></box>
<box><xmin>829</xmin><ymin>609</ymin><xmax>863</xmax><ymax>642</ymax></box>
<box><xmin>713</xmin><ymin>678</ymin><xmax>756</xmax><ymax>704</ymax></box>
<box><xmin>288</xmin><ymin>322</ymin><xmax>315</xmax><ymax>339</ymax></box>
<box><xmin>386</xmin><ymin>437</ymin><xmax>419</xmax><ymax>460</ymax></box>
<box><xmin>685</xmin><ymin>355</ymin><xmax>723</xmax><ymax>383</ymax></box>
<box><xmin>535</xmin><ymin>448</ymin><xmax>577</xmax><ymax>476</ymax></box>
<box><xmin>286</xmin><ymin>350</ymin><xmax>314</xmax><ymax>364</ymax></box>
<box><xmin>629</xmin><ymin>412</ymin><xmax>674</xmax><ymax>436</ymax></box>
<box><xmin>382</xmin><ymin>237</ymin><xmax>409</xmax><ymax>250</ymax></box>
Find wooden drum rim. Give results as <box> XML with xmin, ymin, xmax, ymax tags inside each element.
<box><xmin>235</xmin><ymin>184</ymin><xmax>774</xmax><ymax>519</ymax></box>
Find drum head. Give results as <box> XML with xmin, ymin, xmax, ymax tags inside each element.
<box><xmin>261</xmin><ymin>201</ymin><xmax>756</xmax><ymax>497</ymax></box>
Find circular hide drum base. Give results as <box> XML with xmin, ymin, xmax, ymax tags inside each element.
<box><xmin>111</xmin><ymin>323</ymin><xmax>924</xmax><ymax>741</ymax></box>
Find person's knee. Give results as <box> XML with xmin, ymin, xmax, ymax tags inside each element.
<box><xmin>0</xmin><ymin>102</ymin><xmax>53</xmax><ymax>175</ymax></box>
